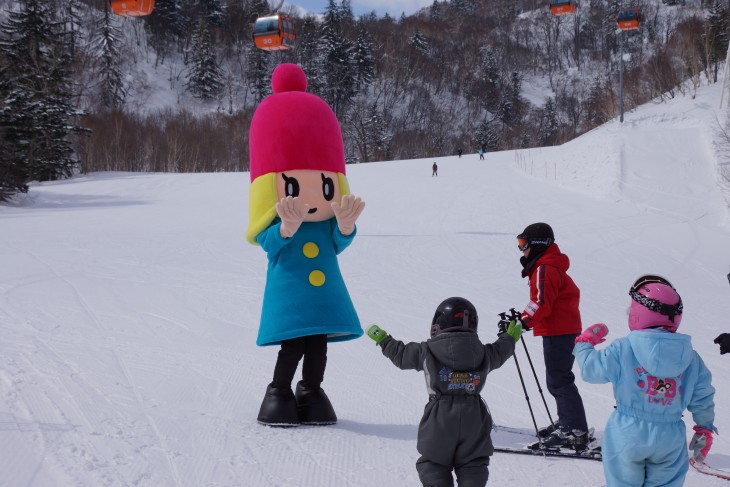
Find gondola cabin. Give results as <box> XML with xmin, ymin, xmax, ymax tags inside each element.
<box><xmin>617</xmin><ymin>8</ymin><xmax>641</xmax><ymax>30</ymax></box>
<box><xmin>111</xmin><ymin>0</ymin><xmax>155</xmax><ymax>16</ymax></box>
<box><xmin>550</xmin><ymin>0</ymin><xmax>577</xmax><ymax>16</ymax></box>
<box><xmin>253</xmin><ymin>14</ymin><xmax>296</xmax><ymax>51</ymax></box>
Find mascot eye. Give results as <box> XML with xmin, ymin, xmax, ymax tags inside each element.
<box><xmin>282</xmin><ymin>173</ymin><xmax>299</xmax><ymax>197</ymax></box>
<box><xmin>321</xmin><ymin>173</ymin><xmax>335</xmax><ymax>201</ymax></box>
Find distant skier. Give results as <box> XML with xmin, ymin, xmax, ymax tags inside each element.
<box><xmin>458</xmin><ymin>148</ymin><xmax>463</xmax><ymax>158</ymax></box>
<box><xmin>478</xmin><ymin>148</ymin><xmax>485</xmax><ymax>160</ymax></box>
<box><xmin>573</xmin><ymin>275</ymin><xmax>717</xmax><ymax>487</ymax></box>
<box><xmin>515</xmin><ymin>222</ymin><xmax>590</xmax><ymax>448</ymax></box>
<box><xmin>715</xmin><ymin>333</ymin><xmax>730</xmax><ymax>354</ymax></box>
<box><xmin>366</xmin><ymin>297</ymin><xmax>521</xmax><ymax>487</ymax></box>
<box><xmin>432</xmin><ymin>162</ymin><xmax>438</xmax><ymax>176</ymax></box>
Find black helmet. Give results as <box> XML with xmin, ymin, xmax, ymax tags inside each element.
<box><xmin>430</xmin><ymin>297</ymin><xmax>478</xmax><ymax>337</ymax></box>
<box><xmin>517</xmin><ymin>222</ymin><xmax>554</xmax><ymax>254</ymax></box>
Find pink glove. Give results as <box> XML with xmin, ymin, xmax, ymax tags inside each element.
<box><xmin>575</xmin><ymin>323</ymin><xmax>608</xmax><ymax>346</ymax></box>
<box><xmin>689</xmin><ymin>425</ymin><xmax>713</xmax><ymax>463</ymax></box>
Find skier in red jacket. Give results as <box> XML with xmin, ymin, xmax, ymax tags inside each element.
<box><xmin>517</xmin><ymin>222</ymin><xmax>589</xmax><ymax>449</ymax></box>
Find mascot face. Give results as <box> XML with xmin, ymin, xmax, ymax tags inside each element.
<box><xmin>276</xmin><ymin>169</ymin><xmax>340</xmax><ymax>222</ymax></box>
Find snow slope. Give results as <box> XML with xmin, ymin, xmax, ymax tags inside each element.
<box><xmin>1</xmin><ymin>82</ymin><xmax>729</xmax><ymax>486</ymax></box>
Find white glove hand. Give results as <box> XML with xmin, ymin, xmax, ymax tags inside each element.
<box><xmin>331</xmin><ymin>194</ymin><xmax>365</xmax><ymax>236</ymax></box>
<box><xmin>276</xmin><ymin>196</ymin><xmax>310</xmax><ymax>238</ymax></box>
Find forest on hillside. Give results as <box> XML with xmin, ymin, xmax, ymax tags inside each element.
<box><xmin>0</xmin><ymin>0</ymin><xmax>728</xmax><ymax>201</ymax></box>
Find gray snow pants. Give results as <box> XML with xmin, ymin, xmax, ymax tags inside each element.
<box><xmin>415</xmin><ymin>395</ymin><xmax>491</xmax><ymax>487</ymax></box>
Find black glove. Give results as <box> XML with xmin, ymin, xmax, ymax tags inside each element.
<box><xmin>508</xmin><ymin>308</ymin><xmax>530</xmax><ymax>331</ymax></box>
<box><xmin>714</xmin><ymin>333</ymin><xmax>730</xmax><ymax>355</ymax></box>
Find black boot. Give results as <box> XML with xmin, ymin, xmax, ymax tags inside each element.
<box><xmin>257</xmin><ymin>384</ymin><xmax>300</xmax><ymax>427</ymax></box>
<box><xmin>295</xmin><ymin>381</ymin><xmax>337</xmax><ymax>425</ymax></box>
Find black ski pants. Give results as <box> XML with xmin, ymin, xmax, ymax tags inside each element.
<box><xmin>543</xmin><ymin>333</ymin><xmax>588</xmax><ymax>433</ymax></box>
<box><xmin>271</xmin><ymin>334</ymin><xmax>327</xmax><ymax>390</ymax></box>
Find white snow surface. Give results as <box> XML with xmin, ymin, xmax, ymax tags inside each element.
<box><xmin>1</xmin><ymin>82</ymin><xmax>730</xmax><ymax>487</ymax></box>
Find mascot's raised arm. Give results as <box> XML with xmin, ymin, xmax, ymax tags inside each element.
<box><xmin>246</xmin><ymin>63</ymin><xmax>365</xmax><ymax>427</ymax></box>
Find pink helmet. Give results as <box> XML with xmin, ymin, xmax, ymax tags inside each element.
<box><xmin>628</xmin><ymin>275</ymin><xmax>683</xmax><ymax>332</ymax></box>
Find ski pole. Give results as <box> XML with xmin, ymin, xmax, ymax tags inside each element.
<box><xmin>500</xmin><ymin>312</ymin><xmax>541</xmax><ymax>440</ymax></box>
<box><xmin>509</xmin><ymin>308</ymin><xmax>556</xmax><ymax>429</ymax></box>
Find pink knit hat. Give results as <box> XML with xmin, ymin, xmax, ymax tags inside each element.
<box><xmin>248</xmin><ymin>63</ymin><xmax>346</xmax><ymax>181</ymax></box>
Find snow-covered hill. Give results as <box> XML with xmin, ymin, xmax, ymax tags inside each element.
<box><xmin>0</xmin><ymin>81</ymin><xmax>729</xmax><ymax>486</ymax></box>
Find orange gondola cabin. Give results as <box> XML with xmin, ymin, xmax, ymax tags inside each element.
<box><xmin>111</xmin><ymin>0</ymin><xmax>155</xmax><ymax>16</ymax></box>
<box><xmin>617</xmin><ymin>8</ymin><xmax>641</xmax><ymax>30</ymax></box>
<box><xmin>550</xmin><ymin>0</ymin><xmax>577</xmax><ymax>16</ymax></box>
<box><xmin>253</xmin><ymin>14</ymin><xmax>296</xmax><ymax>51</ymax></box>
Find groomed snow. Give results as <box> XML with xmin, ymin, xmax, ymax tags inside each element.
<box><xmin>1</xmin><ymin>81</ymin><xmax>729</xmax><ymax>486</ymax></box>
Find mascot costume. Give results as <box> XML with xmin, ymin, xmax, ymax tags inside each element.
<box><xmin>246</xmin><ymin>63</ymin><xmax>365</xmax><ymax>426</ymax></box>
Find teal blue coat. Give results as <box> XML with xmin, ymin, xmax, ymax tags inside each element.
<box><xmin>255</xmin><ymin>218</ymin><xmax>362</xmax><ymax>346</ymax></box>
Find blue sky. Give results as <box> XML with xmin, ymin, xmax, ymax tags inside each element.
<box><xmin>288</xmin><ymin>0</ymin><xmax>432</xmax><ymax>17</ymax></box>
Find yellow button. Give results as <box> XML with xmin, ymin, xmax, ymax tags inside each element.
<box><xmin>309</xmin><ymin>270</ymin><xmax>325</xmax><ymax>287</ymax></box>
<box><xmin>303</xmin><ymin>242</ymin><xmax>319</xmax><ymax>258</ymax></box>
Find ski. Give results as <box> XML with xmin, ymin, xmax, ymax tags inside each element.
<box><xmin>493</xmin><ymin>445</ymin><xmax>602</xmax><ymax>461</ymax></box>
<box><xmin>690</xmin><ymin>458</ymin><xmax>730</xmax><ymax>481</ymax></box>
<box><xmin>492</xmin><ymin>424</ymin><xmax>538</xmax><ymax>438</ymax></box>
<box><xmin>492</xmin><ymin>422</ymin><xmax>560</xmax><ymax>438</ymax></box>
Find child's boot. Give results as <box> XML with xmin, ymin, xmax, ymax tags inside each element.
<box><xmin>257</xmin><ymin>383</ymin><xmax>300</xmax><ymax>426</ymax></box>
<box><xmin>295</xmin><ymin>381</ymin><xmax>337</xmax><ymax>425</ymax></box>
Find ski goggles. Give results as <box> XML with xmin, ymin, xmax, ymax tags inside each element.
<box><xmin>517</xmin><ymin>237</ymin><xmax>529</xmax><ymax>251</ymax></box>
<box><xmin>629</xmin><ymin>274</ymin><xmax>683</xmax><ymax>321</ymax></box>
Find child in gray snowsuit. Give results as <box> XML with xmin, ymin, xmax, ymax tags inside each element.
<box><xmin>367</xmin><ymin>297</ymin><xmax>521</xmax><ymax>487</ymax></box>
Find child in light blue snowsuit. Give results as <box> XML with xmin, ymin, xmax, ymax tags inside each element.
<box><xmin>573</xmin><ymin>276</ymin><xmax>716</xmax><ymax>487</ymax></box>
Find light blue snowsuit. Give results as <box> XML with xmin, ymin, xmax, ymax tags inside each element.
<box><xmin>574</xmin><ymin>330</ymin><xmax>716</xmax><ymax>487</ymax></box>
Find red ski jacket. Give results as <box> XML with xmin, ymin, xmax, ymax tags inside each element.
<box><xmin>519</xmin><ymin>244</ymin><xmax>582</xmax><ymax>337</ymax></box>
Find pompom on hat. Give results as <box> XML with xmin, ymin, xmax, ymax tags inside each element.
<box><xmin>246</xmin><ymin>63</ymin><xmax>350</xmax><ymax>245</ymax></box>
<box><xmin>248</xmin><ymin>63</ymin><xmax>346</xmax><ymax>181</ymax></box>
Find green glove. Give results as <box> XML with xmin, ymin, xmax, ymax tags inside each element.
<box><xmin>367</xmin><ymin>324</ymin><xmax>389</xmax><ymax>346</ymax></box>
<box><xmin>506</xmin><ymin>320</ymin><xmax>523</xmax><ymax>343</ymax></box>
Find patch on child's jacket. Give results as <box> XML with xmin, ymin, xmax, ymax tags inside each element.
<box><xmin>635</xmin><ymin>366</ymin><xmax>682</xmax><ymax>406</ymax></box>
<box><xmin>439</xmin><ymin>367</ymin><xmax>481</xmax><ymax>393</ymax></box>
<box><xmin>523</xmin><ymin>301</ymin><xmax>539</xmax><ymax>317</ymax></box>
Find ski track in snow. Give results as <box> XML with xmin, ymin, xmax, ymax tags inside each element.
<box><xmin>1</xmin><ymin>82</ymin><xmax>730</xmax><ymax>486</ymax></box>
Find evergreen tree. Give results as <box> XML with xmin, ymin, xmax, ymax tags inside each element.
<box><xmin>480</xmin><ymin>47</ymin><xmax>501</xmax><ymax>111</ymax></box>
<box><xmin>538</xmin><ymin>97</ymin><xmax>559</xmax><ymax>146</ymax></box>
<box><xmin>352</xmin><ymin>21</ymin><xmax>374</xmax><ymax>91</ymax></box>
<box><xmin>145</xmin><ymin>0</ymin><xmax>182</xmax><ymax>65</ymax></box>
<box><xmin>706</xmin><ymin>0</ymin><xmax>729</xmax><ymax>82</ymax></box>
<box><xmin>363</xmin><ymin>103</ymin><xmax>390</xmax><ymax>161</ymax></box>
<box><xmin>0</xmin><ymin>0</ymin><xmax>86</xmax><ymax>188</ymax></box>
<box><xmin>429</xmin><ymin>1</ymin><xmax>442</xmax><ymax>22</ymax></box>
<box><xmin>496</xmin><ymin>94</ymin><xmax>513</xmax><ymax>128</ymax></box>
<box><xmin>247</xmin><ymin>44</ymin><xmax>270</xmax><ymax>104</ymax></box>
<box><xmin>296</xmin><ymin>16</ymin><xmax>326</xmax><ymax>95</ymax></box>
<box><xmin>246</xmin><ymin>0</ymin><xmax>271</xmax><ymax>104</ymax></box>
<box><xmin>197</xmin><ymin>0</ymin><xmax>225</xmax><ymax>26</ymax></box>
<box><xmin>508</xmin><ymin>72</ymin><xmax>523</xmax><ymax>125</ymax></box>
<box><xmin>93</xmin><ymin>4</ymin><xmax>127</xmax><ymax>109</ymax></box>
<box><xmin>0</xmin><ymin>65</ymin><xmax>31</xmax><ymax>201</ymax></box>
<box><xmin>585</xmin><ymin>75</ymin><xmax>607</xmax><ymax>126</ymax></box>
<box><xmin>473</xmin><ymin>116</ymin><xmax>499</xmax><ymax>151</ymax></box>
<box><xmin>63</xmin><ymin>0</ymin><xmax>85</xmax><ymax>58</ymax></box>
<box><xmin>186</xmin><ymin>22</ymin><xmax>224</xmax><ymax>99</ymax></box>
<box><xmin>319</xmin><ymin>0</ymin><xmax>356</xmax><ymax>117</ymax></box>
<box><xmin>408</xmin><ymin>29</ymin><xmax>429</xmax><ymax>55</ymax></box>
